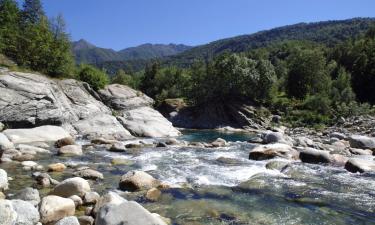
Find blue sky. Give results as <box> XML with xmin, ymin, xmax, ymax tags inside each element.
<box><xmin>39</xmin><ymin>0</ymin><xmax>375</xmax><ymax>50</ymax></box>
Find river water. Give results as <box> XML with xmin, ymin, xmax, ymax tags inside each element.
<box><xmin>3</xmin><ymin>130</ymin><xmax>375</xmax><ymax>224</ymax></box>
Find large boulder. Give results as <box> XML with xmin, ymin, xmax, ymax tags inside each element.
<box><xmin>0</xmin><ymin>133</ymin><xmax>14</xmax><ymax>150</ymax></box>
<box><xmin>55</xmin><ymin>216</ymin><xmax>80</xmax><ymax>225</ymax></box>
<box><xmin>299</xmin><ymin>148</ymin><xmax>332</xmax><ymax>164</ymax></box>
<box><xmin>0</xmin><ymin>169</ymin><xmax>8</xmax><ymax>191</ymax></box>
<box><xmin>11</xmin><ymin>199</ymin><xmax>40</xmax><ymax>225</ymax></box>
<box><xmin>93</xmin><ymin>192</ymin><xmax>126</xmax><ymax>216</ymax></box>
<box><xmin>0</xmin><ymin>200</ymin><xmax>17</xmax><ymax>225</ymax></box>
<box><xmin>119</xmin><ymin>170</ymin><xmax>161</xmax><ymax>191</ymax></box>
<box><xmin>118</xmin><ymin>107</ymin><xmax>181</xmax><ymax>138</ymax></box>
<box><xmin>345</xmin><ymin>158</ymin><xmax>375</xmax><ymax>173</ymax></box>
<box><xmin>39</xmin><ymin>195</ymin><xmax>75</xmax><ymax>224</ymax></box>
<box><xmin>73</xmin><ymin>114</ymin><xmax>132</xmax><ymax>140</ymax></box>
<box><xmin>50</xmin><ymin>177</ymin><xmax>91</xmax><ymax>197</ymax></box>
<box><xmin>95</xmin><ymin>201</ymin><xmax>167</xmax><ymax>225</ymax></box>
<box><xmin>249</xmin><ymin>143</ymin><xmax>295</xmax><ymax>161</ymax></box>
<box><xmin>348</xmin><ymin>135</ymin><xmax>375</xmax><ymax>150</ymax></box>
<box><xmin>3</xmin><ymin>125</ymin><xmax>71</xmax><ymax>144</ymax></box>
<box><xmin>11</xmin><ymin>187</ymin><xmax>40</xmax><ymax>206</ymax></box>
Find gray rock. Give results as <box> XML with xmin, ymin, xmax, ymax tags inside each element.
<box><xmin>249</xmin><ymin>144</ymin><xmax>295</xmax><ymax>161</ymax></box>
<box><xmin>17</xmin><ymin>144</ymin><xmax>49</xmax><ymax>155</ymax></box>
<box><xmin>0</xmin><ymin>169</ymin><xmax>8</xmax><ymax>191</ymax></box>
<box><xmin>345</xmin><ymin>158</ymin><xmax>375</xmax><ymax>173</ymax></box>
<box><xmin>350</xmin><ymin>148</ymin><xmax>373</xmax><ymax>155</ymax></box>
<box><xmin>299</xmin><ymin>148</ymin><xmax>332</xmax><ymax>164</ymax></box>
<box><xmin>39</xmin><ymin>195</ymin><xmax>75</xmax><ymax>224</ymax></box>
<box><xmin>73</xmin><ymin>114</ymin><xmax>132</xmax><ymax>140</ymax></box>
<box><xmin>74</xmin><ymin>169</ymin><xmax>104</xmax><ymax>180</ymax></box>
<box><xmin>58</xmin><ymin>145</ymin><xmax>83</xmax><ymax>156</ymax></box>
<box><xmin>3</xmin><ymin>125</ymin><xmax>71</xmax><ymax>144</ymax></box>
<box><xmin>0</xmin><ymin>133</ymin><xmax>14</xmax><ymax>151</ymax></box>
<box><xmin>349</xmin><ymin>135</ymin><xmax>375</xmax><ymax>150</ymax></box>
<box><xmin>69</xmin><ymin>195</ymin><xmax>83</xmax><ymax>207</ymax></box>
<box><xmin>11</xmin><ymin>199</ymin><xmax>40</xmax><ymax>225</ymax></box>
<box><xmin>118</xmin><ymin>107</ymin><xmax>181</xmax><ymax>138</ymax></box>
<box><xmin>12</xmin><ymin>187</ymin><xmax>40</xmax><ymax>206</ymax></box>
<box><xmin>93</xmin><ymin>192</ymin><xmax>126</xmax><ymax>216</ymax></box>
<box><xmin>330</xmin><ymin>132</ymin><xmax>347</xmax><ymax>140</ymax></box>
<box><xmin>50</xmin><ymin>177</ymin><xmax>91</xmax><ymax>197</ymax></box>
<box><xmin>211</xmin><ymin>138</ymin><xmax>227</xmax><ymax>147</ymax></box>
<box><xmin>0</xmin><ymin>200</ymin><xmax>17</xmax><ymax>225</ymax></box>
<box><xmin>95</xmin><ymin>201</ymin><xmax>167</xmax><ymax>225</ymax></box>
<box><xmin>265</xmin><ymin>160</ymin><xmax>290</xmax><ymax>171</ymax></box>
<box><xmin>83</xmin><ymin>192</ymin><xmax>100</xmax><ymax>205</ymax></box>
<box><xmin>295</xmin><ymin>137</ymin><xmax>314</xmax><ymax>147</ymax></box>
<box><xmin>263</xmin><ymin>132</ymin><xmax>285</xmax><ymax>144</ymax></box>
<box><xmin>109</xmin><ymin>142</ymin><xmax>127</xmax><ymax>152</ymax></box>
<box><xmin>119</xmin><ymin>170</ymin><xmax>161</xmax><ymax>192</ymax></box>
<box><xmin>55</xmin><ymin>216</ymin><xmax>80</xmax><ymax>225</ymax></box>
<box><xmin>78</xmin><ymin>216</ymin><xmax>94</xmax><ymax>225</ymax></box>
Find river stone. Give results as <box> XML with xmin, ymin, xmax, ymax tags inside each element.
<box><xmin>11</xmin><ymin>199</ymin><xmax>40</xmax><ymax>225</ymax></box>
<box><xmin>118</xmin><ymin>107</ymin><xmax>181</xmax><ymax>138</ymax></box>
<box><xmin>83</xmin><ymin>192</ymin><xmax>100</xmax><ymax>205</ymax></box>
<box><xmin>69</xmin><ymin>195</ymin><xmax>83</xmax><ymax>207</ymax></box>
<box><xmin>78</xmin><ymin>216</ymin><xmax>95</xmax><ymax>225</ymax></box>
<box><xmin>74</xmin><ymin>169</ymin><xmax>104</xmax><ymax>180</ymax></box>
<box><xmin>330</xmin><ymin>132</ymin><xmax>347</xmax><ymax>140</ymax></box>
<box><xmin>345</xmin><ymin>158</ymin><xmax>375</xmax><ymax>173</ymax></box>
<box><xmin>348</xmin><ymin>135</ymin><xmax>375</xmax><ymax>150</ymax></box>
<box><xmin>0</xmin><ymin>133</ymin><xmax>14</xmax><ymax>150</ymax></box>
<box><xmin>58</xmin><ymin>145</ymin><xmax>83</xmax><ymax>156</ymax></box>
<box><xmin>39</xmin><ymin>195</ymin><xmax>75</xmax><ymax>224</ymax></box>
<box><xmin>48</xmin><ymin>163</ymin><xmax>67</xmax><ymax>172</ymax></box>
<box><xmin>93</xmin><ymin>192</ymin><xmax>127</xmax><ymax>216</ymax></box>
<box><xmin>145</xmin><ymin>188</ymin><xmax>161</xmax><ymax>202</ymax></box>
<box><xmin>249</xmin><ymin>143</ymin><xmax>294</xmax><ymax>161</ymax></box>
<box><xmin>299</xmin><ymin>148</ymin><xmax>332</xmax><ymax>164</ymax></box>
<box><xmin>265</xmin><ymin>160</ymin><xmax>290</xmax><ymax>171</ymax></box>
<box><xmin>3</xmin><ymin>125</ymin><xmax>71</xmax><ymax>144</ymax></box>
<box><xmin>0</xmin><ymin>200</ymin><xmax>17</xmax><ymax>225</ymax></box>
<box><xmin>0</xmin><ymin>122</ymin><xmax>4</xmax><ymax>131</ymax></box>
<box><xmin>50</xmin><ymin>177</ymin><xmax>91</xmax><ymax>197</ymax></box>
<box><xmin>55</xmin><ymin>216</ymin><xmax>80</xmax><ymax>225</ymax></box>
<box><xmin>263</xmin><ymin>132</ymin><xmax>285</xmax><ymax>144</ymax></box>
<box><xmin>350</xmin><ymin>148</ymin><xmax>373</xmax><ymax>155</ymax></box>
<box><xmin>12</xmin><ymin>187</ymin><xmax>40</xmax><ymax>206</ymax></box>
<box><xmin>73</xmin><ymin>114</ymin><xmax>132</xmax><ymax>140</ymax></box>
<box><xmin>211</xmin><ymin>138</ymin><xmax>227</xmax><ymax>147</ymax></box>
<box><xmin>55</xmin><ymin>137</ymin><xmax>75</xmax><ymax>148</ymax></box>
<box><xmin>109</xmin><ymin>142</ymin><xmax>127</xmax><ymax>152</ymax></box>
<box><xmin>0</xmin><ymin>169</ymin><xmax>8</xmax><ymax>191</ymax></box>
<box><xmin>119</xmin><ymin>170</ymin><xmax>161</xmax><ymax>191</ymax></box>
<box><xmin>17</xmin><ymin>144</ymin><xmax>49</xmax><ymax>154</ymax></box>
<box><xmin>95</xmin><ymin>201</ymin><xmax>167</xmax><ymax>225</ymax></box>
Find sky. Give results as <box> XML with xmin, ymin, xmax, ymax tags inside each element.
<box><xmin>39</xmin><ymin>0</ymin><xmax>375</xmax><ymax>50</ymax></box>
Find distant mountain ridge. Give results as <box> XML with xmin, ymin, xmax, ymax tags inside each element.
<box><xmin>71</xmin><ymin>40</ymin><xmax>192</xmax><ymax>64</ymax></box>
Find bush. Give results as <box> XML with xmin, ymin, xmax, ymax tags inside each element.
<box><xmin>78</xmin><ymin>64</ymin><xmax>109</xmax><ymax>90</ymax></box>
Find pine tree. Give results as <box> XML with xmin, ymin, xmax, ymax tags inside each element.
<box><xmin>0</xmin><ymin>0</ymin><xmax>20</xmax><ymax>58</ymax></box>
<box><xmin>21</xmin><ymin>0</ymin><xmax>44</xmax><ymax>25</ymax></box>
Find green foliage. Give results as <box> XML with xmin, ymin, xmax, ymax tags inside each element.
<box><xmin>78</xmin><ymin>64</ymin><xmax>109</xmax><ymax>91</ymax></box>
<box><xmin>111</xmin><ymin>69</ymin><xmax>136</xmax><ymax>87</ymax></box>
<box><xmin>21</xmin><ymin>0</ymin><xmax>44</xmax><ymax>24</ymax></box>
<box><xmin>0</xmin><ymin>0</ymin><xmax>20</xmax><ymax>58</ymax></box>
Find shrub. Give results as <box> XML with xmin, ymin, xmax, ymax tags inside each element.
<box><xmin>78</xmin><ymin>64</ymin><xmax>109</xmax><ymax>90</ymax></box>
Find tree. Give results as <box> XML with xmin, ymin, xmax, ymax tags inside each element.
<box><xmin>78</xmin><ymin>64</ymin><xmax>109</xmax><ymax>91</ymax></box>
<box><xmin>140</xmin><ymin>62</ymin><xmax>160</xmax><ymax>98</ymax></box>
<box><xmin>21</xmin><ymin>0</ymin><xmax>44</xmax><ymax>25</ymax></box>
<box><xmin>111</xmin><ymin>69</ymin><xmax>134</xmax><ymax>87</ymax></box>
<box><xmin>0</xmin><ymin>0</ymin><xmax>20</xmax><ymax>58</ymax></box>
<box><xmin>331</xmin><ymin>66</ymin><xmax>355</xmax><ymax>104</ymax></box>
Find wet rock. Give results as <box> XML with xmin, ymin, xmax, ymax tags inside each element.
<box><xmin>350</xmin><ymin>148</ymin><xmax>373</xmax><ymax>155</ymax></box>
<box><xmin>50</xmin><ymin>177</ymin><xmax>91</xmax><ymax>197</ymax></box>
<box><xmin>111</xmin><ymin>158</ymin><xmax>134</xmax><ymax>166</ymax></box>
<box><xmin>17</xmin><ymin>144</ymin><xmax>49</xmax><ymax>154</ymax></box>
<box><xmin>299</xmin><ymin>148</ymin><xmax>332</xmax><ymax>164</ymax></box>
<box><xmin>91</xmin><ymin>138</ymin><xmax>117</xmax><ymax>145</ymax></box>
<box><xmin>78</xmin><ymin>216</ymin><xmax>95</xmax><ymax>225</ymax></box>
<box><xmin>145</xmin><ymin>188</ymin><xmax>161</xmax><ymax>202</ymax></box>
<box><xmin>262</xmin><ymin>132</ymin><xmax>285</xmax><ymax>144</ymax></box>
<box><xmin>55</xmin><ymin>137</ymin><xmax>75</xmax><ymax>148</ymax></box>
<box><xmin>73</xmin><ymin>114</ymin><xmax>132</xmax><ymax>140</ymax></box>
<box><xmin>33</xmin><ymin>172</ymin><xmax>57</xmax><ymax>188</ymax></box>
<box><xmin>13</xmin><ymin>153</ymin><xmax>35</xmax><ymax>162</ymax></box>
<box><xmin>48</xmin><ymin>163</ymin><xmax>67</xmax><ymax>172</ymax></box>
<box><xmin>0</xmin><ymin>169</ymin><xmax>8</xmax><ymax>191</ymax></box>
<box><xmin>265</xmin><ymin>160</ymin><xmax>290</xmax><ymax>171</ymax></box>
<box><xmin>12</xmin><ymin>187</ymin><xmax>40</xmax><ymax>206</ymax></box>
<box><xmin>39</xmin><ymin>195</ymin><xmax>75</xmax><ymax>224</ymax></box>
<box><xmin>55</xmin><ymin>216</ymin><xmax>80</xmax><ymax>225</ymax></box>
<box><xmin>69</xmin><ymin>195</ymin><xmax>83</xmax><ymax>207</ymax></box>
<box><xmin>93</xmin><ymin>192</ymin><xmax>126</xmax><ymax>216</ymax></box>
<box><xmin>0</xmin><ymin>133</ymin><xmax>14</xmax><ymax>151</ymax></box>
<box><xmin>165</xmin><ymin>138</ymin><xmax>179</xmax><ymax>145</ymax></box>
<box><xmin>109</xmin><ymin>142</ymin><xmax>127</xmax><ymax>152</ymax></box>
<box><xmin>0</xmin><ymin>122</ymin><xmax>4</xmax><ymax>131</ymax></box>
<box><xmin>156</xmin><ymin>142</ymin><xmax>168</xmax><ymax>148</ymax></box>
<box><xmin>330</xmin><ymin>132</ymin><xmax>347</xmax><ymax>140</ymax></box>
<box><xmin>0</xmin><ymin>192</ymin><xmax>5</xmax><ymax>199</ymax></box>
<box><xmin>3</xmin><ymin>125</ymin><xmax>71</xmax><ymax>144</ymax></box>
<box><xmin>74</xmin><ymin>168</ymin><xmax>104</xmax><ymax>180</ymax></box>
<box><xmin>331</xmin><ymin>154</ymin><xmax>348</xmax><ymax>166</ymax></box>
<box><xmin>249</xmin><ymin>143</ymin><xmax>294</xmax><ymax>161</ymax></box>
<box><xmin>125</xmin><ymin>143</ymin><xmax>142</xmax><ymax>148</ymax></box>
<box><xmin>211</xmin><ymin>138</ymin><xmax>227</xmax><ymax>147</ymax></box>
<box><xmin>119</xmin><ymin>170</ymin><xmax>161</xmax><ymax>192</ymax></box>
<box><xmin>83</xmin><ymin>191</ymin><xmax>100</xmax><ymax>205</ymax></box>
<box><xmin>11</xmin><ymin>199</ymin><xmax>40</xmax><ymax>225</ymax></box>
<box><xmin>216</xmin><ymin>157</ymin><xmax>242</xmax><ymax>165</ymax></box>
<box><xmin>0</xmin><ymin>200</ymin><xmax>17</xmax><ymax>225</ymax></box>
<box><xmin>345</xmin><ymin>158</ymin><xmax>375</xmax><ymax>173</ymax></box>
<box><xmin>21</xmin><ymin>160</ymin><xmax>40</xmax><ymax>170</ymax></box>
<box><xmin>349</xmin><ymin>135</ymin><xmax>375</xmax><ymax>150</ymax></box>
<box><xmin>58</xmin><ymin>145</ymin><xmax>83</xmax><ymax>156</ymax></box>
<box><xmin>189</xmin><ymin>142</ymin><xmax>205</xmax><ymax>147</ymax></box>
<box><xmin>95</xmin><ymin>201</ymin><xmax>167</xmax><ymax>225</ymax></box>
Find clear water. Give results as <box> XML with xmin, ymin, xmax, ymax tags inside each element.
<box><xmin>3</xmin><ymin>130</ymin><xmax>375</xmax><ymax>225</ymax></box>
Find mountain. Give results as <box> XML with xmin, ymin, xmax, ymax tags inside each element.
<box><xmin>71</xmin><ymin>40</ymin><xmax>192</xmax><ymax>64</ymax></box>
<box><xmin>165</xmin><ymin>18</ymin><xmax>375</xmax><ymax>67</ymax></box>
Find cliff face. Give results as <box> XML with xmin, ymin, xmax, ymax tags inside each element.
<box><xmin>0</xmin><ymin>68</ymin><xmax>180</xmax><ymax>139</ymax></box>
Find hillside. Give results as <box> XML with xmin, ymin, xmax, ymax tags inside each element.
<box><xmin>72</xmin><ymin>40</ymin><xmax>192</xmax><ymax>64</ymax></box>
<box><xmin>165</xmin><ymin>18</ymin><xmax>375</xmax><ymax>67</ymax></box>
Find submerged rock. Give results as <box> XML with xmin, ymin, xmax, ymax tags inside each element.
<box><xmin>345</xmin><ymin>158</ymin><xmax>375</xmax><ymax>173</ymax></box>
<box><xmin>39</xmin><ymin>195</ymin><xmax>75</xmax><ymax>224</ymax></box>
<box><xmin>119</xmin><ymin>170</ymin><xmax>161</xmax><ymax>192</ymax></box>
<box><xmin>145</xmin><ymin>188</ymin><xmax>161</xmax><ymax>201</ymax></box>
<box><xmin>3</xmin><ymin>125</ymin><xmax>71</xmax><ymax>144</ymax></box>
<box><xmin>48</xmin><ymin>163</ymin><xmax>67</xmax><ymax>172</ymax></box>
<box><xmin>50</xmin><ymin>177</ymin><xmax>91</xmax><ymax>197</ymax></box>
<box><xmin>95</xmin><ymin>201</ymin><xmax>167</xmax><ymax>225</ymax></box>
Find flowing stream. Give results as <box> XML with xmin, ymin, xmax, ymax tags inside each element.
<box><xmin>3</xmin><ymin>130</ymin><xmax>375</xmax><ymax>224</ymax></box>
